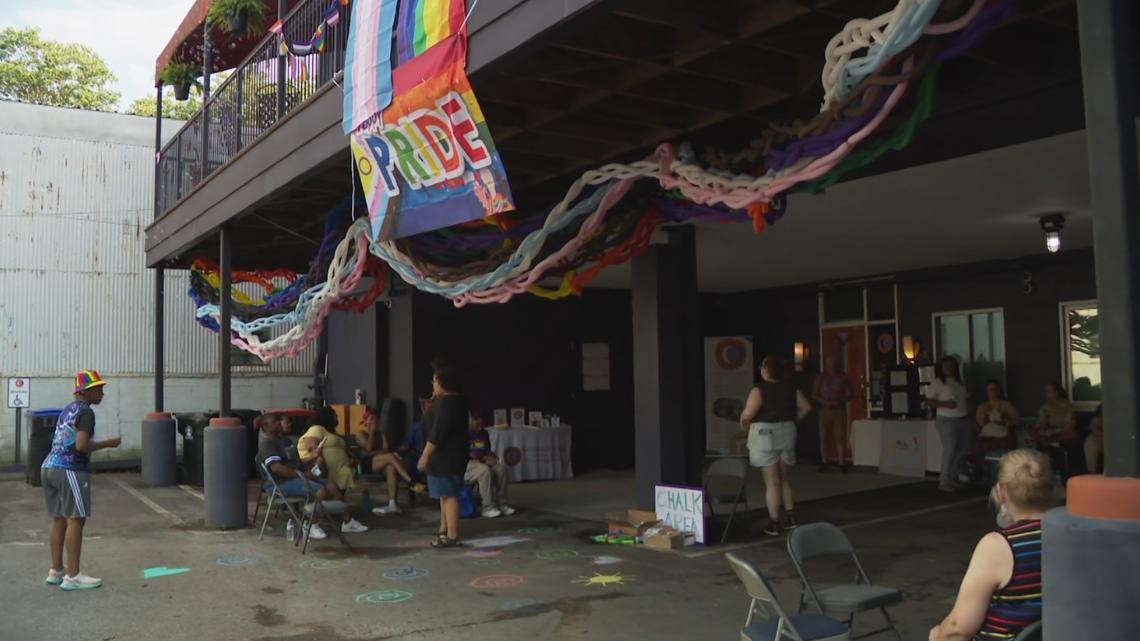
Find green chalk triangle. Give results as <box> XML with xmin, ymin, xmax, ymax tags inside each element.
<box><xmin>142</xmin><ymin>566</ymin><xmax>191</xmax><ymax>579</ymax></box>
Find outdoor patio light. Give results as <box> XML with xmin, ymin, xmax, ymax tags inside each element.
<box><xmin>901</xmin><ymin>335</ymin><xmax>916</xmax><ymax>362</ymax></box>
<box><xmin>793</xmin><ymin>341</ymin><xmax>808</xmax><ymax>371</ymax></box>
<box><xmin>1040</xmin><ymin>214</ymin><xmax>1066</xmax><ymax>253</ymax></box>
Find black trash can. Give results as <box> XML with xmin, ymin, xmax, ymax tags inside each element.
<box><xmin>231</xmin><ymin>409</ymin><xmax>262</xmax><ymax>480</ymax></box>
<box><xmin>25</xmin><ymin>408</ymin><xmax>64</xmax><ymax>487</ymax></box>
<box><xmin>175</xmin><ymin>412</ymin><xmax>216</xmax><ymax>487</ymax></box>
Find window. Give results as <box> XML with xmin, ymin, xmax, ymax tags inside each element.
<box><xmin>933</xmin><ymin>309</ymin><xmax>1005</xmax><ymax>403</ymax></box>
<box><xmin>819</xmin><ymin>281</ymin><xmax>899</xmax><ymax>414</ymax></box>
<box><xmin>1061</xmin><ymin>301</ymin><xmax>1100</xmax><ymax>408</ymax></box>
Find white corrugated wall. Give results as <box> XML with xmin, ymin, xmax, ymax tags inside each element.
<box><xmin>0</xmin><ymin>102</ymin><xmax>315</xmax><ymax>377</ymax></box>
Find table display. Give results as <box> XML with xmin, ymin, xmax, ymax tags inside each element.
<box><xmin>487</xmin><ymin>424</ymin><xmax>573</xmax><ymax>482</ymax></box>
<box><xmin>851</xmin><ymin>418</ymin><xmax>943</xmax><ymax>476</ymax></box>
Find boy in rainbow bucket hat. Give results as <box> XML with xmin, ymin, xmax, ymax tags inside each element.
<box><xmin>41</xmin><ymin>370</ymin><xmax>121</xmax><ymax>590</ymax></box>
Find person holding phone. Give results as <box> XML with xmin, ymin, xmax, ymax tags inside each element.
<box><xmin>41</xmin><ymin>371</ymin><xmax>121</xmax><ymax>591</ymax></box>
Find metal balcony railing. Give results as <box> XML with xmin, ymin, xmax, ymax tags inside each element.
<box><xmin>156</xmin><ymin>0</ymin><xmax>351</xmax><ymax>217</ymax></box>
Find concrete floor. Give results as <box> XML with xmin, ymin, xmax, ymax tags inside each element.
<box><xmin>0</xmin><ymin>470</ymin><xmax>991</xmax><ymax>641</ymax></box>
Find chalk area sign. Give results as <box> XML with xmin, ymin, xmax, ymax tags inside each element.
<box><xmin>7</xmin><ymin>377</ymin><xmax>30</xmax><ymax>409</ymax></box>
<box><xmin>654</xmin><ymin>484</ymin><xmax>706</xmax><ymax>544</ymax></box>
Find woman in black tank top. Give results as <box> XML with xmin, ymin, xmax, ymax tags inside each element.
<box><xmin>739</xmin><ymin>355</ymin><xmax>811</xmax><ymax>536</ymax></box>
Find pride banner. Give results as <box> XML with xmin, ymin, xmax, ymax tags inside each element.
<box><xmin>396</xmin><ymin>0</ymin><xmax>466</xmax><ymax>65</ymax></box>
<box><xmin>350</xmin><ymin>32</ymin><xmax>515</xmax><ymax>241</ymax></box>
<box><xmin>343</xmin><ymin>0</ymin><xmax>399</xmax><ymax>134</ymax></box>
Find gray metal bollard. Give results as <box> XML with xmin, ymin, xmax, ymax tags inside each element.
<box><xmin>204</xmin><ymin>417</ymin><xmax>249</xmax><ymax>528</ymax></box>
<box><xmin>141</xmin><ymin>412</ymin><xmax>177</xmax><ymax>487</ymax></box>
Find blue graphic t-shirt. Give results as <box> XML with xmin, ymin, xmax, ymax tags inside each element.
<box><xmin>41</xmin><ymin>401</ymin><xmax>95</xmax><ymax>472</ymax></box>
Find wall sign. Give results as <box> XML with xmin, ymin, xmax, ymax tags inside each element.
<box><xmin>7</xmin><ymin>377</ymin><xmax>30</xmax><ymax>409</ymax></box>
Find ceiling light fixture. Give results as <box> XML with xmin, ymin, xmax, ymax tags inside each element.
<box><xmin>1039</xmin><ymin>214</ymin><xmax>1066</xmax><ymax>254</ymax></box>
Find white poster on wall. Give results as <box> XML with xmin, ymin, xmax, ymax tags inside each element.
<box><xmin>704</xmin><ymin>337</ymin><xmax>754</xmax><ymax>455</ymax></box>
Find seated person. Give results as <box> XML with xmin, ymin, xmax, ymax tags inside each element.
<box><xmin>298</xmin><ymin>407</ymin><xmax>357</xmax><ymax>494</ymax></box>
<box><xmin>465</xmin><ymin>413</ymin><xmax>514</xmax><ymax>518</ymax></box>
<box><xmin>1085</xmin><ymin>404</ymin><xmax>1104</xmax><ymax>474</ymax></box>
<box><xmin>1031</xmin><ymin>382</ymin><xmax>1079</xmax><ymax>445</ymax></box>
<box><xmin>974</xmin><ymin>380</ymin><xmax>1019</xmax><ymax>455</ymax></box>
<box><xmin>257</xmin><ymin>413</ymin><xmax>367</xmax><ymax>537</ymax></box>
<box><xmin>357</xmin><ymin>406</ymin><xmax>421</xmax><ymax>516</ymax></box>
<box><xmin>929</xmin><ymin>449</ymin><xmax>1053</xmax><ymax>641</ymax></box>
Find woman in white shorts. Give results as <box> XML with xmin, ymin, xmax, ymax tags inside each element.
<box><xmin>739</xmin><ymin>355</ymin><xmax>812</xmax><ymax>536</ymax></box>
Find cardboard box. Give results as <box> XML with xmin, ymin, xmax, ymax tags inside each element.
<box><xmin>643</xmin><ymin>526</ymin><xmax>685</xmax><ymax>550</ymax></box>
<box><xmin>605</xmin><ymin>509</ymin><xmax>659</xmax><ymax>537</ymax></box>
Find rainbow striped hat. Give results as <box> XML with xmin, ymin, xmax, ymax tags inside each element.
<box><xmin>74</xmin><ymin>370</ymin><xmax>107</xmax><ymax>393</ymax></box>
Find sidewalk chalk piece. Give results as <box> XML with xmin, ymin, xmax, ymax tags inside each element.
<box><xmin>142</xmin><ymin>567</ymin><xmax>191</xmax><ymax>579</ymax></box>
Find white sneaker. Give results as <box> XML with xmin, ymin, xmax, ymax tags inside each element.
<box><xmin>499</xmin><ymin>505</ymin><xmax>516</xmax><ymax>516</ymax></box>
<box><xmin>481</xmin><ymin>507</ymin><xmax>502</xmax><ymax>519</ymax></box>
<box><xmin>307</xmin><ymin>524</ymin><xmax>328</xmax><ymax>540</ymax></box>
<box><xmin>60</xmin><ymin>573</ymin><xmax>102</xmax><ymax>591</ymax></box>
<box><xmin>371</xmin><ymin>505</ymin><xmax>399</xmax><ymax>516</ymax></box>
<box><xmin>46</xmin><ymin>569</ymin><xmax>65</xmax><ymax>586</ymax></box>
<box><xmin>341</xmin><ymin>518</ymin><xmax>369</xmax><ymax>534</ymax></box>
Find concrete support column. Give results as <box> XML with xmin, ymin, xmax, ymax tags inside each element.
<box><xmin>218</xmin><ymin>227</ymin><xmax>233</xmax><ymax>417</ymax></box>
<box><xmin>631</xmin><ymin>227</ymin><xmax>705</xmax><ymax>508</ymax></box>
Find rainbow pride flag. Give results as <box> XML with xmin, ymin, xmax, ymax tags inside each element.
<box><xmin>396</xmin><ymin>0</ymin><xmax>466</xmax><ymax>65</ymax></box>
<box><xmin>350</xmin><ymin>32</ymin><xmax>515</xmax><ymax>241</ymax></box>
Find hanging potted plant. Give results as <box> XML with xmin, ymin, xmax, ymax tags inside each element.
<box><xmin>207</xmin><ymin>0</ymin><xmax>267</xmax><ymax>38</ymax></box>
<box><xmin>159</xmin><ymin>60</ymin><xmax>202</xmax><ymax>101</ymax></box>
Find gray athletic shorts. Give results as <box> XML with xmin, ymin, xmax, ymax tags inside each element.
<box><xmin>42</xmin><ymin>468</ymin><xmax>92</xmax><ymax>519</ymax></box>
<box><xmin>747</xmin><ymin>421</ymin><xmax>797</xmax><ymax>467</ymax></box>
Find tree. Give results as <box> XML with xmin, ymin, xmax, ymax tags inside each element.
<box><xmin>127</xmin><ymin>89</ymin><xmax>204</xmax><ymax>121</ymax></box>
<box><xmin>0</xmin><ymin>27</ymin><xmax>119</xmax><ymax>111</ymax></box>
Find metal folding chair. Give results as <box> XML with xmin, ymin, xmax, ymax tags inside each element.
<box><xmin>290</xmin><ymin>470</ymin><xmax>351</xmax><ymax>555</ymax></box>
<box><xmin>705</xmin><ymin>457</ymin><xmax>750</xmax><ymax>543</ymax></box>
<box><xmin>725</xmin><ymin>552</ymin><xmax>850</xmax><ymax>641</ymax></box>
<box><xmin>254</xmin><ymin>461</ymin><xmax>306</xmax><ymax>541</ymax></box>
<box><xmin>787</xmin><ymin>523</ymin><xmax>903</xmax><ymax>641</ymax></box>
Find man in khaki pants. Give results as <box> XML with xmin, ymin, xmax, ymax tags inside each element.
<box><xmin>812</xmin><ymin>357</ymin><xmax>852</xmax><ymax>472</ymax></box>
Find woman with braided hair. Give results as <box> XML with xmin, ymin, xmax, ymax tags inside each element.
<box><xmin>929</xmin><ymin>449</ymin><xmax>1054</xmax><ymax>641</ymax></box>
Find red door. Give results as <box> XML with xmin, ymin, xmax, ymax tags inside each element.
<box><xmin>819</xmin><ymin>326</ymin><xmax>867</xmax><ymax>461</ymax></box>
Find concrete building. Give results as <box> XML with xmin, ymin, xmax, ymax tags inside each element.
<box><xmin>0</xmin><ymin>101</ymin><xmax>315</xmax><ymax>464</ymax></box>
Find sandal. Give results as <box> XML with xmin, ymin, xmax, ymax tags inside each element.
<box><xmin>431</xmin><ymin>536</ymin><xmax>463</xmax><ymax>549</ymax></box>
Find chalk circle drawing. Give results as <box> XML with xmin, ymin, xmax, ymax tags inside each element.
<box><xmin>216</xmin><ymin>554</ymin><xmax>255</xmax><ymax>566</ymax></box>
<box><xmin>299</xmin><ymin>558</ymin><xmax>351</xmax><ymax>571</ymax></box>
<box><xmin>355</xmin><ymin>590</ymin><xmax>414</xmax><ymax>604</ymax></box>
<box><xmin>473</xmin><ymin>558</ymin><xmax>502</xmax><ymax>566</ymax></box>
<box><xmin>573</xmin><ymin>572</ymin><xmax>631</xmax><ymax>587</ymax></box>
<box><xmin>517</xmin><ymin>526</ymin><xmax>562</xmax><ymax>535</ymax></box>
<box><xmin>468</xmin><ymin>574</ymin><xmax>525</xmax><ymax>589</ymax></box>
<box><xmin>536</xmin><ymin>548</ymin><xmax>579</xmax><ymax>561</ymax></box>
<box><xmin>592</xmin><ymin>555</ymin><xmax>624</xmax><ymax>565</ymax></box>
<box><xmin>383</xmin><ymin>567</ymin><xmax>431</xmax><ymax>581</ymax></box>
<box><xmin>500</xmin><ymin>598</ymin><xmax>548</xmax><ymax>611</ymax></box>
<box><xmin>465</xmin><ymin>548</ymin><xmax>502</xmax><ymax>558</ymax></box>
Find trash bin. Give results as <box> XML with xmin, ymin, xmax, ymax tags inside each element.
<box><xmin>25</xmin><ymin>408</ymin><xmax>64</xmax><ymax>487</ymax></box>
<box><xmin>175</xmin><ymin>412</ymin><xmax>216</xmax><ymax>487</ymax></box>
<box><xmin>231</xmin><ymin>409</ymin><xmax>262</xmax><ymax>480</ymax></box>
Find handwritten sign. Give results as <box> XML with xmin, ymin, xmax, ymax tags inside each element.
<box><xmin>654</xmin><ymin>485</ymin><xmax>705</xmax><ymax>544</ymax></box>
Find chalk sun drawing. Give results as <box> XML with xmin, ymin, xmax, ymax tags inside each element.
<box><xmin>573</xmin><ymin>572</ymin><xmax>631</xmax><ymax>587</ymax></box>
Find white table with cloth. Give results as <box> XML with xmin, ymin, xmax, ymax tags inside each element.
<box><xmin>851</xmin><ymin>418</ymin><xmax>944</xmax><ymax>477</ymax></box>
<box><xmin>487</xmin><ymin>425</ymin><xmax>574</xmax><ymax>482</ymax></box>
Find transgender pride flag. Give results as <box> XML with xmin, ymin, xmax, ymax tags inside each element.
<box><xmin>342</xmin><ymin>0</ymin><xmax>399</xmax><ymax>134</ymax></box>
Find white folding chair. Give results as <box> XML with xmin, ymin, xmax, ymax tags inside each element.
<box><xmin>725</xmin><ymin>552</ymin><xmax>850</xmax><ymax>641</ymax></box>
<box><xmin>705</xmin><ymin>457</ymin><xmax>750</xmax><ymax>543</ymax></box>
<box><xmin>787</xmin><ymin>523</ymin><xmax>903</xmax><ymax>641</ymax></box>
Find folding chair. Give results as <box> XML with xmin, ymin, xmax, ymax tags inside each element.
<box><xmin>705</xmin><ymin>457</ymin><xmax>750</xmax><ymax>543</ymax></box>
<box><xmin>254</xmin><ymin>461</ymin><xmax>306</xmax><ymax>542</ymax></box>
<box><xmin>1012</xmin><ymin>621</ymin><xmax>1041</xmax><ymax>641</ymax></box>
<box><xmin>291</xmin><ymin>470</ymin><xmax>351</xmax><ymax>555</ymax></box>
<box><xmin>787</xmin><ymin>523</ymin><xmax>903</xmax><ymax>641</ymax></box>
<box><xmin>725</xmin><ymin>552</ymin><xmax>850</xmax><ymax>641</ymax></box>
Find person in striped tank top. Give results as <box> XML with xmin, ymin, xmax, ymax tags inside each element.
<box><xmin>929</xmin><ymin>449</ymin><xmax>1054</xmax><ymax>641</ymax></box>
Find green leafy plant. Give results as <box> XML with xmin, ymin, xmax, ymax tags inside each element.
<box><xmin>0</xmin><ymin>27</ymin><xmax>119</xmax><ymax>110</ymax></box>
<box><xmin>158</xmin><ymin>59</ymin><xmax>202</xmax><ymax>101</ymax></box>
<box><xmin>207</xmin><ymin>0</ymin><xmax>268</xmax><ymax>38</ymax></box>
